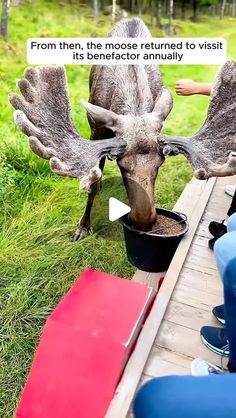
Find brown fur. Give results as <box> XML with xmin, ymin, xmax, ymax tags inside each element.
<box><xmin>85</xmin><ymin>18</ymin><xmax>173</xmax><ymax>232</ymax></box>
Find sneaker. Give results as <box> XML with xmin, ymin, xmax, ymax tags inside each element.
<box><xmin>200</xmin><ymin>326</ymin><xmax>230</xmax><ymax>356</ymax></box>
<box><xmin>208</xmin><ymin>232</ymin><xmax>226</xmax><ymax>250</ymax></box>
<box><xmin>212</xmin><ymin>304</ymin><xmax>225</xmax><ymax>325</ymax></box>
<box><xmin>208</xmin><ymin>222</ymin><xmax>227</xmax><ymax>249</ymax></box>
<box><xmin>225</xmin><ymin>185</ymin><xmax>236</xmax><ymax>197</ymax></box>
<box><xmin>191</xmin><ymin>358</ymin><xmax>224</xmax><ymax>376</ymax></box>
<box><xmin>208</xmin><ymin>220</ymin><xmax>227</xmax><ymax>237</ymax></box>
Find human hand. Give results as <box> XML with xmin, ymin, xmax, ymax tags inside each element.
<box><xmin>175</xmin><ymin>79</ymin><xmax>198</xmax><ymax>96</ymax></box>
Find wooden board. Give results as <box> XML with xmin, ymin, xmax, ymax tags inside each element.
<box><xmin>155</xmin><ymin>320</ymin><xmax>222</xmax><ymax>367</ymax></box>
<box><xmin>132</xmin><ymin>270</ymin><xmax>165</xmax><ymax>290</ymax></box>
<box><xmin>164</xmin><ymin>300</ymin><xmax>222</xmax><ymax>330</ymax></box>
<box><xmin>180</xmin><ymin>266</ymin><xmax>222</xmax><ymax>295</ymax></box>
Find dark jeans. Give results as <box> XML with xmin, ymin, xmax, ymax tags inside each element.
<box><xmin>227</xmin><ymin>190</ymin><xmax>236</xmax><ymax>216</ymax></box>
<box><xmin>133</xmin><ymin>374</ymin><xmax>236</xmax><ymax>418</ymax></box>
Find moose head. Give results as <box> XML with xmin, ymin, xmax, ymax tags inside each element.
<box><xmin>82</xmin><ymin>84</ymin><xmax>173</xmax><ymax>229</ymax></box>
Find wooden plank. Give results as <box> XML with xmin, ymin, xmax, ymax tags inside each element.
<box><xmin>132</xmin><ymin>271</ymin><xmax>165</xmax><ymax>290</ymax></box>
<box><xmin>132</xmin><ymin>270</ymin><xmax>149</xmax><ymax>284</ymax></box>
<box><xmin>185</xmin><ymin>252</ymin><xmax>217</xmax><ymax>271</ymax></box>
<box><xmin>191</xmin><ymin>234</ymin><xmax>211</xmax><ymax>248</ymax></box>
<box><xmin>186</xmin><ymin>252</ymin><xmax>216</xmax><ymax>270</ymax></box>
<box><xmin>164</xmin><ymin>300</ymin><xmax>221</xmax><ymax>330</ymax></box>
<box><xmin>171</xmin><ymin>177</ymin><xmax>207</xmax><ymax>217</ymax></box>
<box><xmin>180</xmin><ymin>267</ymin><xmax>222</xmax><ymax>296</ymax></box>
<box><xmin>184</xmin><ymin>260</ymin><xmax>217</xmax><ymax>276</ymax></box>
<box><xmin>155</xmin><ymin>320</ymin><xmax>222</xmax><ymax>367</ymax></box>
<box><xmin>203</xmin><ymin>207</ymin><xmax>230</xmax><ymax>222</ymax></box>
<box><xmin>190</xmin><ymin>242</ymin><xmax>215</xmax><ymax>258</ymax></box>
<box><xmin>194</xmin><ymin>219</ymin><xmax>213</xmax><ymax>239</ymax></box>
<box><xmin>172</xmin><ymin>282</ymin><xmax>222</xmax><ymax>311</ymax></box>
<box><xmin>105</xmin><ymin>177</ymin><xmax>216</xmax><ymax>418</ymax></box>
<box><xmin>145</xmin><ymin>346</ymin><xmax>190</xmax><ymax>377</ymax></box>
<box><xmin>145</xmin><ymin>356</ymin><xmax>189</xmax><ymax>377</ymax></box>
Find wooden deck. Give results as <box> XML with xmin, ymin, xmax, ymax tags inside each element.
<box><xmin>105</xmin><ymin>175</ymin><xmax>235</xmax><ymax>418</ymax></box>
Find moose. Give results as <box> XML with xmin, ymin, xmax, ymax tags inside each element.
<box><xmin>10</xmin><ymin>18</ymin><xmax>236</xmax><ymax>241</ymax></box>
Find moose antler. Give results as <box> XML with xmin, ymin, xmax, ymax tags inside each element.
<box><xmin>162</xmin><ymin>60</ymin><xmax>236</xmax><ymax>179</ymax></box>
<box><xmin>9</xmin><ymin>66</ymin><xmax>126</xmax><ymax>191</ymax></box>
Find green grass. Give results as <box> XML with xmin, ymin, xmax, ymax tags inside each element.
<box><xmin>0</xmin><ymin>2</ymin><xmax>236</xmax><ymax>416</ymax></box>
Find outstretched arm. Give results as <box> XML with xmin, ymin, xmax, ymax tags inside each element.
<box><xmin>175</xmin><ymin>79</ymin><xmax>212</xmax><ymax>96</ymax></box>
<box><xmin>163</xmin><ymin>61</ymin><xmax>236</xmax><ymax>179</ymax></box>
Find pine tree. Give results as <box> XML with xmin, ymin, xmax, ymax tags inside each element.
<box><xmin>1</xmin><ymin>0</ymin><xmax>9</xmax><ymax>39</ymax></box>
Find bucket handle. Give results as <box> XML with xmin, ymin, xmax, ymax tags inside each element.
<box><xmin>173</xmin><ymin>211</ymin><xmax>188</xmax><ymax>222</ymax></box>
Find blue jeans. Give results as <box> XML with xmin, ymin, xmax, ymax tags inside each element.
<box><xmin>133</xmin><ymin>214</ymin><xmax>236</xmax><ymax>418</ymax></box>
<box><xmin>227</xmin><ymin>190</ymin><xmax>236</xmax><ymax>217</ymax></box>
<box><xmin>227</xmin><ymin>212</ymin><xmax>236</xmax><ymax>232</ymax></box>
<box><xmin>133</xmin><ymin>374</ymin><xmax>236</xmax><ymax>418</ymax></box>
<box><xmin>214</xmin><ymin>217</ymin><xmax>236</xmax><ymax>371</ymax></box>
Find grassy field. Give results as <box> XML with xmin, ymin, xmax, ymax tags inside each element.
<box><xmin>0</xmin><ymin>1</ymin><xmax>236</xmax><ymax>416</ymax></box>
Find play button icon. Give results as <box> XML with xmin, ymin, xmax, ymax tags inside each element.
<box><xmin>109</xmin><ymin>197</ymin><xmax>131</xmax><ymax>222</ymax></box>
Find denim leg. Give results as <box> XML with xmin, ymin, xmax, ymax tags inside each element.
<box><xmin>214</xmin><ymin>231</ymin><xmax>236</xmax><ymax>280</ymax></box>
<box><xmin>133</xmin><ymin>375</ymin><xmax>236</xmax><ymax>418</ymax></box>
<box><xmin>214</xmin><ymin>232</ymin><xmax>236</xmax><ymax>370</ymax></box>
<box><xmin>227</xmin><ymin>213</ymin><xmax>236</xmax><ymax>232</ymax></box>
<box><xmin>227</xmin><ymin>190</ymin><xmax>236</xmax><ymax>217</ymax></box>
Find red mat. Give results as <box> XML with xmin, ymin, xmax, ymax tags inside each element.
<box><xmin>16</xmin><ymin>269</ymin><xmax>156</xmax><ymax>418</ymax></box>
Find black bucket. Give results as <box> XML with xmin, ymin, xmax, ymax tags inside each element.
<box><xmin>120</xmin><ymin>208</ymin><xmax>188</xmax><ymax>272</ymax></box>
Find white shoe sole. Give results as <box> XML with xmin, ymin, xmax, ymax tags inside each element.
<box><xmin>191</xmin><ymin>357</ymin><xmax>223</xmax><ymax>376</ymax></box>
<box><xmin>201</xmin><ymin>335</ymin><xmax>230</xmax><ymax>356</ymax></box>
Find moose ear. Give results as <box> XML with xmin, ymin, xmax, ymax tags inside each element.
<box><xmin>81</xmin><ymin>100</ymin><xmax>118</xmax><ymax>131</ymax></box>
<box><xmin>152</xmin><ymin>87</ymin><xmax>173</xmax><ymax>122</ymax></box>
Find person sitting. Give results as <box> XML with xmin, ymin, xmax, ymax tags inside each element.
<box><xmin>132</xmin><ymin>213</ymin><xmax>236</xmax><ymax>418</ymax></box>
<box><xmin>200</xmin><ymin>213</ymin><xmax>236</xmax><ymax>370</ymax></box>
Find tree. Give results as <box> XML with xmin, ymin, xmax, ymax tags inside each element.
<box><xmin>181</xmin><ymin>0</ymin><xmax>187</xmax><ymax>19</ymax></box>
<box><xmin>168</xmin><ymin>0</ymin><xmax>174</xmax><ymax>34</ymax></box>
<box><xmin>192</xmin><ymin>0</ymin><xmax>199</xmax><ymax>21</ymax></box>
<box><xmin>1</xmin><ymin>0</ymin><xmax>9</xmax><ymax>40</ymax></box>
<box><xmin>220</xmin><ymin>0</ymin><xmax>226</xmax><ymax>18</ymax></box>
<box><xmin>192</xmin><ymin>0</ymin><xmax>218</xmax><ymax>22</ymax></box>
<box><xmin>100</xmin><ymin>0</ymin><xmax>105</xmax><ymax>12</ymax></box>
<box><xmin>233</xmin><ymin>0</ymin><xmax>236</xmax><ymax>17</ymax></box>
<box><xmin>138</xmin><ymin>0</ymin><xmax>142</xmax><ymax>15</ymax></box>
<box><xmin>111</xmin><ymin>0</ymin><xmax>116</xmax><ymax>23</ymax></box>
<box><xmin>156</xmin><ymin>0</ymin><xmax>162</xmax><ymax>26</ymax></box>
<box><xmin>128</xmin><ymin>0</ymin><xmax>135</xmax><ymax>13</ymax></box>
<box><xmin>93</xmin><ymin>0</ymin><xmax>99</xmax><ymax>20</ymax></box>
